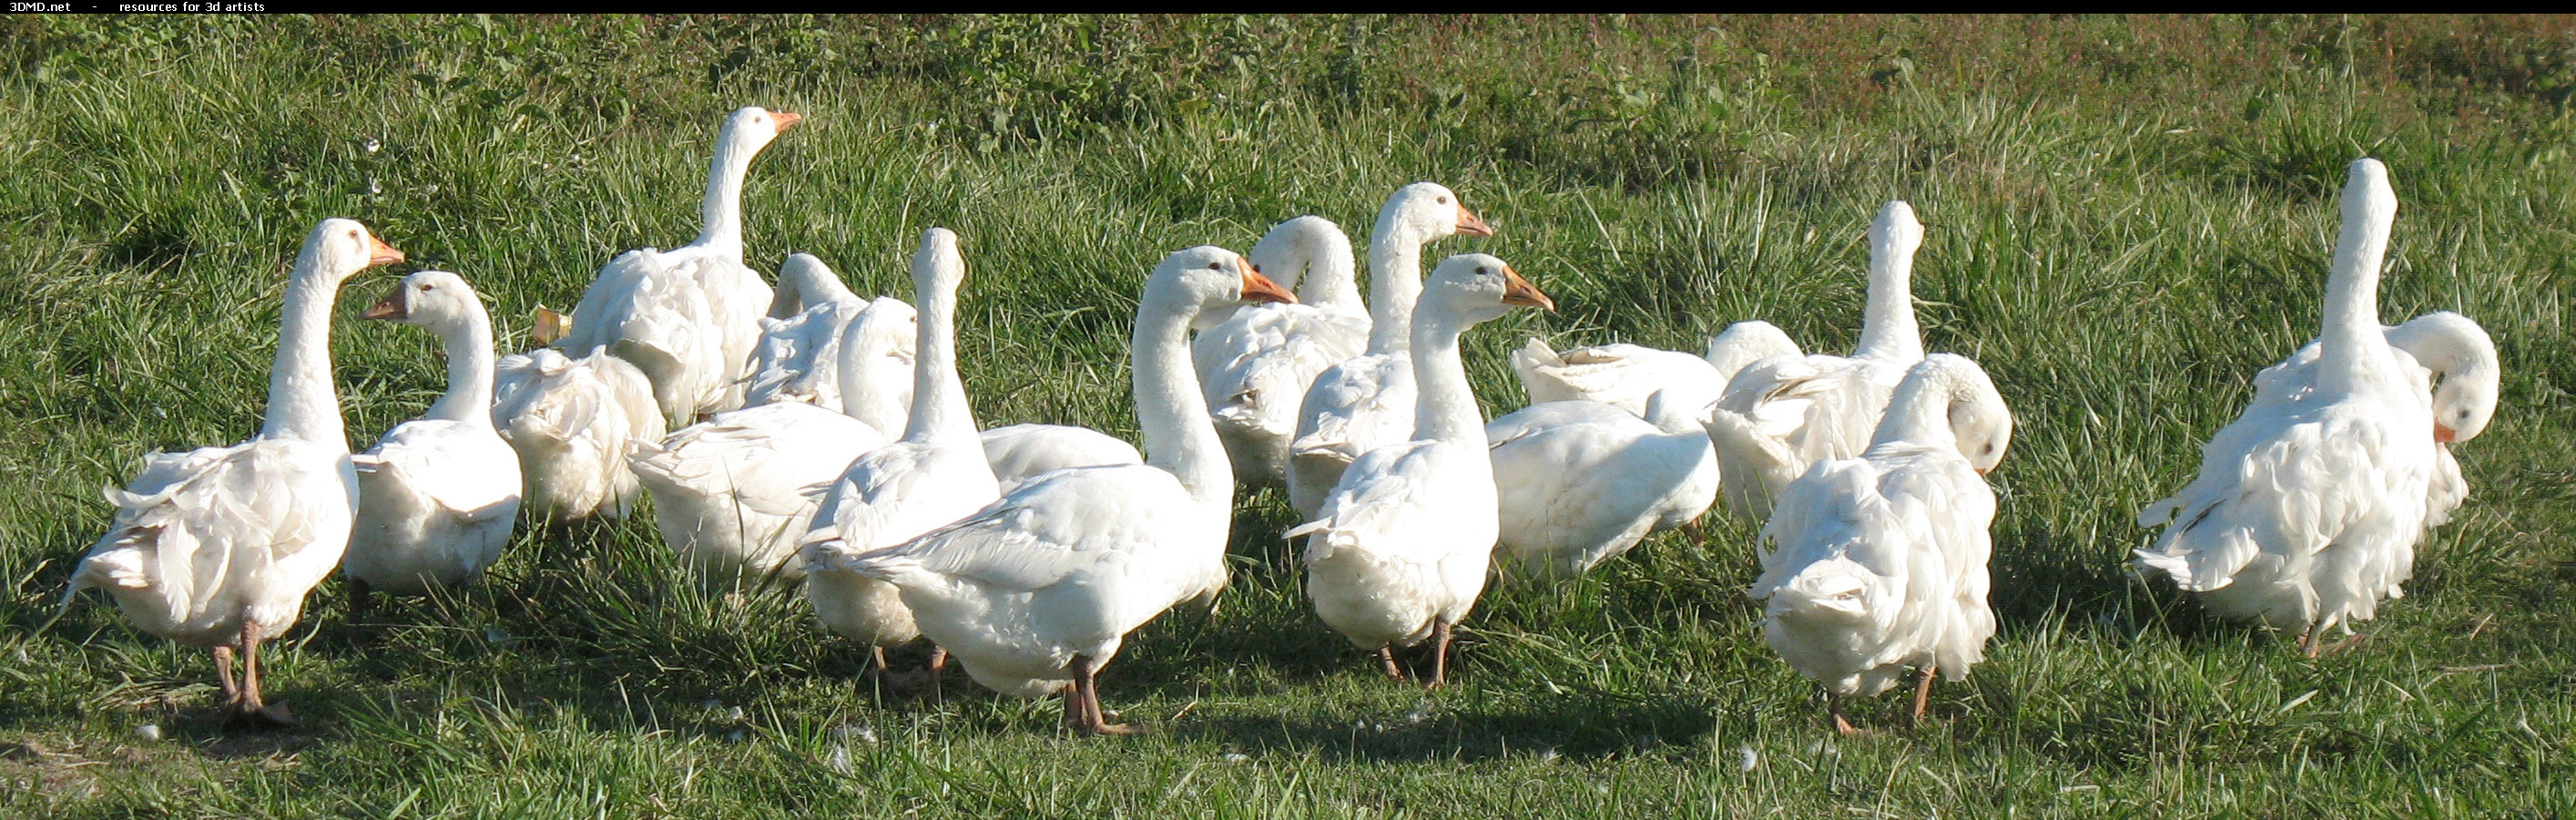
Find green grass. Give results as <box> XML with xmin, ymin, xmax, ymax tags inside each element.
<box><xmin>5</xmin><ymin>14</ymin><xmax>2576</xmax><ymax>818</ymax></box>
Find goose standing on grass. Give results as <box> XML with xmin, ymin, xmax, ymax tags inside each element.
<box><xmin>1487</xmin><ymin>390</ymin><xmax>1719</xmax><ymax>581</ymax></box>
<box><xmin>1291</xmin><ymin>254</ymin><xmax>1553</xmax><ymax>685</ymax></box>
<box><xmin>564</xmin><ymin>106</ymin><xmax>799</xmax><ymax>425</ymax></box>
<box><xmin>835</xmin><ymin>247</ymin><xmax>1293</xmax><ymax>735</ymax></box>
<box><xmin>1287</xmin><ymin>183</ymin><xmax>1494</xmax><ymax>518</ymax></box>
<box><xmin>2246</xmin><ymin>312</ymin><xmax>2500</xmax><ymax>528</ymax></box>
<box><xmin>800</xmin><ymin>229</ymin><xmax>999</xmax><ymax>683</ymax></box>
<box><xmin>746</xmin><ymin>253</ymin><xmax>899</xmax><ymax>414</ymax></box>
<box><xmin>1705</xmin><ymin>201</ymin><xmax>1936</xmax><ymax>520</ymax></box>
<box><xmin>490</xmin><ymin>316</ymin><xmax>666</xmax><ymax>524</ymax></box>
<box><xmin>344</xmin><ymin>272</ymin><xmax>522</xmax><ymax>598</ymax></box>
<box><xmin>627</xmin><ymin>403</ymin><xmax>887</xmax><ymax>587</ymax></box>
<box><xmin>1751</xmin><ymin>354</ymin><xmax>2011</xmax><ymax>735</ymax></box>
<box><xmin>63</xmin><ymin>219</ymin><xmax>403</xmax><ymax>726</ymax></box>
<box><xmin>1194</xmin><ymin>215</ymin><xmax>1370</xmax><ymax>487</ymax></box>
<box><xmin>2133</xmin><ymin>159</ymin><xmax>2445</xmax><ymax>655</ymax></box>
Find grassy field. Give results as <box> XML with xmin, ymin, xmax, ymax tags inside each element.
<box><xmin>4</xmin><ymin>14</ymin><xmax>2575</xmax><ymax>817</ymax></box>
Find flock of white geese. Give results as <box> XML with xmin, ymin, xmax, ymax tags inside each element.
<box><xmin>59</xmin><ymin>108</ymin><xmax>2500</xmax><ymax>737</ymax></box>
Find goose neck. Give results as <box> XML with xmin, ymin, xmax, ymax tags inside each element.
<box><xmin>904</xmin><ymin>274</ymin><xmax>978</xmax><ymax>444</ymax></box>
<box><xmin>259</xmin><ymin>265</ymin><xmax>350</xmax><ymax>450</ymax></box>
<box><xmin>1299</xmin><ymin>232</ymin><xmax>1366</xmax><ymax>314</ymax></box>
<box><xmin>1851</xmin><ymin>238</ymin><xmax>1922</xmax><ymax>363</ymax></box>
<box><xmin>689</xmin><ymin>133</ymin><xmax>757</xmax><ymax>260</ymax></box>
<box><xmin>1365</xmin><ymin>224</ymin><xmax>1428</xmax><ymax>354</ymax></box>
<box><xmin>2316</xmin><ymin>192</ymin><xmax>2397</xmax><ymax>391</ymax></box>
<box><xmin>1134</xmin><ymin>300</ymin><xmax>1231</xmax><ymax>508</ymax></box>
<box><xmin>423</xmin><ymin>301</ymin><xmax>499</xmax><ymax>425</ymax></box>
<box><xmin>1408</xmin><ymin>308</ymin><xmax>1486</xmax><ymax>446</ymax></box>
<box><xmin>1871</xmin><ymin>366</ymin><xmax>1962</xmax><ymax>452</ymax></box>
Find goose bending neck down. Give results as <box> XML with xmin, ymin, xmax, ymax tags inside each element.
<box><xmin>1292</xmin><ymin>254</ymin><xmax>1551</xmax><ymax>686</ymax></box>
<box><xmin>345</xmin><ymin>272</ymin><xmax>524</xmax><ymax>597</ymax></box>
<box><xmin>65</xmin><ymin>219</ymin><xmax>403</xmax><ymax>726</ymax></box>
<box><xmin>1286</xmin><ymin>182</ymin><xmax>1492</xmax><ymax>518</ymax></box>
<box><xmin>2133</xmin><ymin>159</ymin><xmax>2446</xmax><ymax>651</ymax></box>
<box><xmin>1750</xmin><ymin>354</ymin><xmax>2011</xmax><ymax>735</ymax></box>
<box><xmin>801</xmin><ymin>228</ymin><xmax>1002</xmax><ymax>685</ymax></box>
<box><xmin>831</xmin><ymin>246</ymin><xmax>1293</xmax><ymax>735</ymax></box>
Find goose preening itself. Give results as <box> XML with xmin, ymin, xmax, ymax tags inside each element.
<box><xmin>830</xmin><ymin>246</ymin><xmax>1293</xmax><ymax>735</ymax></box>
<box><xmin>63</xmin><ymin>219</ymin><xmax>404</xmax><ymax>726</ymax></box>
<box><xmin>2245</xmin><ymin>312</ymin><xmax>2500</xmax><ymax>529</ymax></box>
<box><xmin>1287</xmin><ymin>183</ymin><xmax>1493</xmax><ymax>518</ymax></box>
<box><xmin>1750</xmin><ymin>354</ymin><xmax>2011</xmax><ymax>735</ymax></box>
<box><xmin>978</xmin><ymin>425</ymin><xmax>1145</xmax><ymax>495</ymax></box>
<box><xmin>344</xmin><ymin>272</ymin><xmax>523</xmax><ymax>597</ymax></box>
<box><xmin>1290</xmin><ymin>254</ymin><xmax>1553</xmax><ymax>686</ymax></box>
<box><xmin>800</xmin><ymin>228</ymin><xmax>1001</xmax><ymax>682</ymax></box>
<box><xmin>1194</xmin><ymin>215</ymin><xmax>1370</xmax><ymax>487</ymax></box>
<box><xmin>2133</xmin><ymin>159</ymin><xmax>2449</xmax><ymax>654</ymax></box>
<box><xmin>746</xmin><ymin>253</ymin><xmax>906</xmax><ymax>415</ymax></box>
<box><xmin>490</xmin><ymin>329</ymin><xmax>666</xmax><ymax>524</ymax></box>
<box><xmin>1487</xmin><ymin>390</ymin><xmax>1719</xmax><ymax>581</ymax></box>
<box><xmin>1705</xmin><ymin>201</ymin><xmax>1934</xmax><ymax>521</ymax></box>
<box><xmin>563</xmin><ymin>106</ymin><xmax>799</xmax><ymax>425</ymax></box>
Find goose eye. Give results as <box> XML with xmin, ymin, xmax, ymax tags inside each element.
<box><xmin>1475</xmin><ymin>266</ymin><xmax>1489</xmax><ymax>276</ymax></box>
<box><xmin>1437</xmin><ymin>196</ymin><xmax>1449</xmax><ymax>205</ymax></box>
<box><xmin>1208</xmin><ymin>261</ymin><xmax>1222</xmax><ymax>271</ymax></box>
<box><xmin>420</xmin><ymin>284</ymin><xmax>434</xmax><ymax>292</ymax></box>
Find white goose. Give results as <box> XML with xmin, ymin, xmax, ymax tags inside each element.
<box><xmin>978</xmin><ymin>424</ymin><xmax>1143</xmax><ymax>496</ymax></box>
<box><xmin>564</xmin><ymin>106</ymin><xmax>799</xmax><ymax>425</ymax></box>
<box><xmin>1487</xmin><ymin>390</ymin><xmax>1719</xmax><ymax>581</ymax></box>
<box><xmin>1510</xmin><ymin>339</ymin><xmax>1726</xmax><ymax>421</ymax></box>
<box><xmin>1705</xmin><ymin>201</ymin><xmax>1940</xmax><ymax>520</ymax></box>
<box><xmin>833</xmin><ymin>247</ymin><xmax>1293</xmax><ymax>734</ymax></box>
<box><xmin>2134</xmin><ymin>159</ymin><xmax>2446</xmax><ymax>653</ymax></box>
<box><xmin>745</xmin><ymin>253</ymin><xmax>894</xmax><ymax>414</ymax></box>
<box><xmin>1751</xmin><ymin>354</ymin><xmax>2011</xmax><ymax>735</ymax></box>
<box><xmin>344</xmin><ymin>271</ymin><xmax>523</xmax><ymax>597</ymax></box>
<box><xmin>1194</xmin><ymin>215</ymin><xmax>1370</xmax><ymax>487</ymax></box>
<box><xmin>838</xmin><ymin>297</ymin><xmax>921</xmax><ymax>437</ymax></box>
<box><xmin>490</xmin><ymin>327</ymin><xmax>666</xmax><ymax>524</ymax></box>
<box><xmin>2246</xmin><ymin>312</ymin><xmax>2500</xmax><ymax>528</ymax></box>
<box><xmin>1287</xmin><ymin>183</ymin><xmax>1494</xmax><ymax>518</ymax></box>
<box><xmin>64</xmin><ymin>219</ymin><xmax>403</xmax><ymax>725</ymax></box>
<box><xmin>627</xmin><ymin>408</ymin><xmax>886</xmax><ymax>586</ymax></box>
<box><xmin>1290</xmin><ymin>254</ymin><xmax>1553</xmax><ymax>685</ymax></box>
<box><xmin>800</xmin><ymin>228</ymin><xmax>1000</xmax><ymax>680</ymax></box>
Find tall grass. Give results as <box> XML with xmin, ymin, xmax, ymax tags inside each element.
<box><xmin>4</xmin><ymin>15</ymin><xmax>2574</xmax><ymax>817</ymax></box>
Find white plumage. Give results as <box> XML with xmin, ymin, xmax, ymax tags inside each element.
<box><xmin>628</xmin><ymin>400</ymin><xmax>885</xmax><ymax>585</ymax></box>
<box><xmin>1509</xmin><ymin>339</ymin><xmax>1727</xmax><ymax>421</ymax></box>
<box><xmin>1195</xmin><ymin>215</ymin><xmax>1370</xmax><ymax>487</ymax></box>
<box><xmin>490</xmin><ymin>343</ymin><xmax>665</xmax><ymax>523</ymax></box>
<box><xmin>2133</xmin><ymin>159</ymin><xmax>2445</xmax><ymax>649</ymax></box>
<box><xmin>344</xmin><ymin>272</ymin><xmax>523</xmax><ymax>596</ymax></box>
<box><xmin>64</xmin><ymin>219</ymin><xmax>403</xmax><ymax>724</ymax></box>
<box><xmin>1291</xmin><ymin>253</ymin><xmax>1552</xmax><ymax>684</ymax></box>
<box><xmin>1286</xmin><ymin>183</ymin><xmax>1495</xmax><ymax>518</ymax></box>
<box><xmin>1705</xmin><ymin>201</ymin><xmax>1934</xmax><ymax>520</ymax></box>
<box><xmin>1488</xmin><ymin>392</ymin><xmax>1719</xmax><ymax>581</ymax></box>
<box><xmin>1750</xmin><ymin>354</ymin><xmax>2011</xmax><ymax>733</ymax></box>
<box><xmin>978</xmin><ymin>425</ymin><xmax>1144</xmax><ymax>495</ymax></box>
<box><xmin>563</xmin><ymin>107</ymin><xmax>798</xmax><ymax>425</ymax></box>
<box><xmin>746</xmin><ymin>253</ymin><xmax>897</xmax><ymax>414</ymax></box>
<box><xmin>834</xmin><ymin>246</ymin><xmax>1294</xmax><ymax>734</ymax></box>
<box><xmin>2245</xmin><ymin>312</ymin><xmax>2500</xmax><ymax>528</ymax></box>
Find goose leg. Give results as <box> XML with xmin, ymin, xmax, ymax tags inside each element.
<box><xmin>1069</xmin><ymin>654</ymin><xmax>1138</xmax><ymax>736</ymax></box>
<box><xmin>1427</xmin><ymin>620</ymin><xmax>1454</xmax><ymax>690</ymax></box>
<box><xmin>868</xmin><ymin>645</ymin><xmax>891</xmax><ymax>682</ymax></box>
<box><xmin>926</xmin><ymin>646</ymin><xmax>949</xmax><ymax>702</ymax></box>
<box><xmin>211</xmin><ymin>645</ymin><xmax>239</xmax><ymax>710</ymax></box>
<box><xmin>2298</xmin><ymin>625</ymin><xmax>2319</xmax><ymax>659</ymax></box>
<box><xmin>1378</xmin><ymin>647</ymin><xmax>1405</xmax><ymax>682</ymax></box>
<box><xmin>1828</xmin><ymin>692</ymin><xmax>1863</xmax><ymax>736</ymax></box>
<box><xmin>233</xmin><ymin>621</ymin><xmax>292</xmax><ymax>727</ymax></box>
<box><xmin>1681</xmin><ymin>518</ymin><xmax>1706</xmax><ymax>548</ymax></box>
<box><xmin>346</xmin><ymin>576</ymin><xmax>373</xmax><ymax>622</ymax></box>
<box><xmin>1906</xmin><ymin>665</ymin><xmax>1935</xmax><ymax>729</ymax></box>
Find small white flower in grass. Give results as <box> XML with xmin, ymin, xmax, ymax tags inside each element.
<box><xmin>1736</xmin><ymin>744</ymin><xmax>1757</xmax><ymax>772</ymax></box>
<box><xmin>132</xmin><ymin>723</ymin><xmax>161</xmax><ymax>742</ymax></box>
<box><xmin>367</xmin><ymin>179</ymin><xmax>382</xmax><ymax>196</ymax></box>
<box><xmin>828</xmin><ymin>744</ymin><xmax>853</xmax><ymax>774</ymax></box>
<box><xmin>728</xmin><ymin>706</ymin><xmax>746</xmax><ymax>723</ymax></box>
<box><xmin>363</xmin><ymin>138</ymin><xmax>381</xmax><ymax>153</ymax></box>
<box><xmin>1221</xmin><ymin>752</ymin><xmax>1249</xmax><ymax>764</ymax></box>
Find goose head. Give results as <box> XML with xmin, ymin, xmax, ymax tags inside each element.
<box><xmin>1922</xmin><ymin>354</ymin><xmax>2012</xmax><ymax>475</ymax></box>
<box><xmin>299</xmin><ymin>218</ymin><xmax>404</xmax><ymax>285</ymax></box>
<box><xmin>1420</xmin><ymin>253</ymin><xmax>1553</xmax><ymax>326</ymax></box>
<box><xmin>1378</xmin><ymin>182</ymin><xmax>1493</xmax><ymax>243</ymax></box>
<box><xmin>720</xmin><ymin>106</ymin><xmax>802</xmax><ymax>153</ymax></box>
<box><xmin>2387</xmin><ymin>312</ymin><xmax>2500</xmax><ymax>443</ymax></box>
<box><xmin>913</xmin><ymin>227</ymin><xmax>965</xmax><ymax>292</ymax></box>
<box><xmin>1870</xmin><ymin>200</ymin><xmax>1924</xmax><ymax>261</ymax></box>
<box><xmin>1151</xmin><ymin>246</ymin><xmax>1295</xmax><ymax>326</ymax></box>
<box><xmin>769</xmin><ymin>252</ymin><xmax>852</xmax><ymax>319</ymax></box>
<box><xmin>361</xmin><ymin>270</ymin><xmax>482</xmax><ymax>329</ymax></box>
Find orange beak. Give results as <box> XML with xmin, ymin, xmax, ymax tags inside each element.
<box><xmin>1240</xmin><ymin>269</ymin><xmax>1297</xmax><ymax>305</ymax></box>
<box><xmin>1499</xmin><ymin>266</ymin><xmax>1553</xmax><ymax>312</ymax></box>
<box><xmin>531</xmin><ymin>307</ymin><xmax>572</xmax><ymax>346</ymax></box>
<box><xmin>774</xmin><ymin>111</ymin><xmax>804</xmax><ymax>131</ymax></box>
<box><xmin>2434</xmin><ymin>424</ymin><xmax>2458</xmax><ymax>444</ymax></box>
<box><xmin>361</xmin><ymin>284</ymin><xmax>406</xmax><ymax>322</ymax></box>
<box><xmin>1455</xmin><ymin>207</ymin><xmax>1494</xmax><ymax>238</ymax></box>
<box><xmin>368</xmin><ymin>236</ymin><xmax>406</xmax><ymax>267</ymax></box>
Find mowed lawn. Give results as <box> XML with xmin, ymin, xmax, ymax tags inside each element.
<box><xmin>4</xmin><ymin>15</ymin><xmax>2575</xmax><ymax>818</ymax></box>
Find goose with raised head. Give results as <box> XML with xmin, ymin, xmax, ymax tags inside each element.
<box><xmin>563</xmin><ymin>106</ymin><xmax>799</xmax><ymax>425</ymax></box>
<box><xmin>832</xmin><ymin>247</ymin><xmax>1293</xmax><ymax>735</ymax></box>
<box><xmin>800</xmin><ymin>228</ymin><xmax>1000</xmax><ymax>682</ymax></box>
<box><xmin>490</xmin><ymin>319</ymin><xmax>666</xmax><ymax>524</ymax></box>
<box><xmin>2134</xmin><ymin>159</ymin><xmax>2446</xmax><ymax>654</ymax></box>
<box><xmin>747</xmin><ymin>253</ymin><xmax>903</xmax><ymax>414</ymax></box>
<box><xmin>1487</xmin><ymin>389</ymin><xmax>1719</xmax><ymax>582</ymax></box>
<box><xmin>1752</xmin><ymin>354</ymin><xmax>2011</xmax><ymax>735</ymax></box>
<box><xmin>1705</xmin><ymin>201</ymin><xmax>1938</xmax><ymax>521</ymax></box>
<box><xmin>1290</xmin><ymin>254</ymin><xmax>1553</xmax><ymax>685</ymax></box>
<box><xmin>1287</xmin><ymin>183</ymin><xmax>1494</xmax><ymax>518</ymax></box>
<box><xmin>344</xmin><ymin>271</ymin><xmax>523</xmax><ymax>597</ymax></box>
<box><xmin>977</xmin><ymin>424</ymin><xmax>1143</xmax><ymax>495</ymax></box>
<box><xmin>63</xmin><ymin>219</ymin><xmax>404</xmax><ymax>726</ymax></box>
<box><xmin>1194</xmin><ymin>215</ymin><xmax>1371</xmax><ymax>487</ymax></box>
